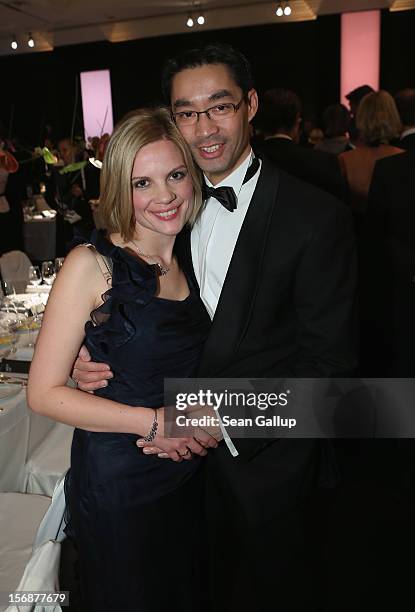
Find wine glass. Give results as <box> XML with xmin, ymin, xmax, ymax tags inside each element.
<box><xmin>1</xmin><ymin>280</ymin><xmax>16</xmax><ymax>298</ymax></box>
<box><xmin>28</xmin><ymin>265</ymin><xmax>42</xmax><ymax>288</ymax></box>
<box><xmin>41</xmin><ymin>261</ymin><xmax>56</xmax><ymax>285</ymax></box>
<box><xmin>29</xmin><ymin>314</ymin><xmax>41</xmax><ymax>348</ymax></box>
<box><xmin>0</xmin><ymin>281</ymin><xmax>18</xmax><ymax>326</ymax></box>
<box><xmin>0</xmin><ymin>326</ymin><xmax>17</xmax><ymax>368</ymax></box>
<box><xmin>54</xmin><ymin>257</ymin><xmax>64</xmax><ymax>273</ymax></box>
<box><xmin>11</xmin><ymin>314</ymin><xmax>40</xmax><ymax>349</ymax></box>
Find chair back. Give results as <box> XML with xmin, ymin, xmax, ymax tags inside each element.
<box><xmin>0</xmin><ymin>250</ymin><xmax>32</xmax><ymax>294</ymax></box>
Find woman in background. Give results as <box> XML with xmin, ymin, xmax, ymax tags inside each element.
<box><xmin>339</xmin><ymin>90</ymin><xmax>404</xmax><ymax>213</ymax></box>
<box><xmin>28</xmin><ymin>108</ymin><xmax>217</xmax><ymax>612</ymax></box>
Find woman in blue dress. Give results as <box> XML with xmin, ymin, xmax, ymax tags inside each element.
<box><xmin>28</xmin><ymin>108</ymin><xmax>216</xmax><ymax>612</ymax></box>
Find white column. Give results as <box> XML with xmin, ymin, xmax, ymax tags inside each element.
<box><xmin>340</xmin><ymin>11</ymin><xmax>381</xmax><ymax>104</ymax></box>
<box><xmin>80</xmin><ymin>69</ymin><xmax>114</xmax><ymax>141</ymax></box>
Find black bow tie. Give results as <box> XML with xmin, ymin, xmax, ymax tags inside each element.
<box><xmin>202</xmin><ymin>156</ymin><xmax>260</xmax><ymax>213</ymax></box>
<box><xmin>202</xmin><ymin>184</ymin><xmax>237</xmax><ymax>212</ymax></box>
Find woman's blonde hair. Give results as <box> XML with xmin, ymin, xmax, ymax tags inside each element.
<box><xmin>99</xmin><ymin>107</ymin><xmax>202</xmax><ymax>241</ymax></box>
<box><xmin>356</xmin><ymin>90</ymin><xmax>402</xmax><ymax>146</ymax></box>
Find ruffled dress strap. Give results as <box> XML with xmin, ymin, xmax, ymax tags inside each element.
<box><xmin>79</xmin><ymin>241</ymin><xmax>113</xmax><ymax>285</ymax></box>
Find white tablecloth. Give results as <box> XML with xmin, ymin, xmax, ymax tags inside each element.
<box><xmin>0</xmin><ymin>386</ymin><xmax>30</xmax><ymax>492</ymax></box>
<box><xmin>24</xmin><ymin>422</ymin><xmax>73</xmax><ymax>496</ymax></box>
<box><xmin>0</xmin><ymin>379</ymin><xmax>72</xmax><ymax>495</ymax></box>
<box><xmin>0</xmin><ymin>492</ymin><xmax>51</xmax><ymax>610</ymax></box>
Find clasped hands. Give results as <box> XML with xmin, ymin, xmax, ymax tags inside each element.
<box><xmin>138</xmin><ymin>405</ymin><xmax>220</xmax><ymax>462</ymax></box>
<box><xmin>73</xmin><ymin>346</ymin><xmax>222</xmax><ymax>462</ymax></box>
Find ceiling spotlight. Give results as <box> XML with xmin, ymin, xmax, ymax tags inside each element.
<box><xmin>27</xmin><ymin>33</ymin><xmax>35</xmax><ymax>48</ymax></box>
<box><xmin>284</xmin><ymin>4</ymin><xmax>292</xmax><ymax>15</ymax></box>
<box><xmin>197</xmin><ymin>14</ymin><xmax>205</xmax><ymax>25</ymax></box>
<box><xmin>275</xmin><ymin>3</ymin><xmax>283</xmax><ymax>17</ymax></box>
<box><xmin>186</xmin><ymin>16</ymin><xmax>194</xmax><ymax>27</ymax></box>
<box><xmin>11</xmin><ymin>35</ymin><xmax>18</xmax><ymax>50</ymax></box>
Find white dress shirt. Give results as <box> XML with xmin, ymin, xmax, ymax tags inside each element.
<box><xmin>191</xmin><ymin>150</ymin><xmax>261</xmax><ymax>457</ymax></box>
<box><xmin>191</xmin><ymin>150</ymin><xmax>261</xmax><ymax>319</ymax></box>
<box><xmin>400</xmin><ymin>126</ymin><xmax>415</xmax><ymax>140</ymax></box>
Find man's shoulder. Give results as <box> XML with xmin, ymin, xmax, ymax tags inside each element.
<box><xmin>375</xmin><ymin>150</ymin><xmax>413</xmax><ymax>174</ymax></box>
<box><xmin>260</xmin><ymin>156</ymin><xmax>347</xmax><ymax>218</ymax></box>
<box><xmin>260</xmin><ymin>138</ymin><xmax>336</xmax><ymax>161</ymax></box>
<box><xmin>371</xmin><ymin>151</ymin><xmax>415</xmax><ymax>206</ymax></box>
<box><xmin>400</xmin><ymin>132</ymin><xmax>415</xmax><ymax>148</ymax></box>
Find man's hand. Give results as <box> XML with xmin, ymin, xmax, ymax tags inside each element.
<box><xmin>72</xmin><ymin>345</ymin><xmax>113</xmax><ymax>392</ymax></box>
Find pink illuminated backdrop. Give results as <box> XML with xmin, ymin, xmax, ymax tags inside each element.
<box><xmin>340</xmin><ymin>11</ymin><xmax>380</xmax><ymax>106</ymax></box>
<box><xmin>80</xmin><ymin>70</ymin><xmax>114</xmax><ymax>141</ymax></box>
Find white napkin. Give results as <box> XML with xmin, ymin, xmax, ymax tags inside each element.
<box><xmin>25</xmin><ymin>285</ymin><xmax>51</xmax><ymax>294</ymax></box>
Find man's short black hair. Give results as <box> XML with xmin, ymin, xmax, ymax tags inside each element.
<box><xmin>322</xmin><ymin>104</ymin><xmax>350</xmax><ymax>138</ymax></box>
<box><xmin>345</xmin><ymin>84</ymin><xmax>374</xmax><ymax>106</ymax></box>
<box><xmin>394</xmin><ymin>88</ymin><xmax>415</xmax><ymax>127</ymax></box>
<box><xmin>260</xmin><ymin>88</ymin><xmax>302</xmax><ymax>136</ymax></box>
<box><xmin>161</xmin><ymin>42</ymin><xmax>254</xmax><ymax>105</ymax></box>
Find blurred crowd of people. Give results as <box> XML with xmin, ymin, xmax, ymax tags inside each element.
<box><xmin>0</xmin><ymin>128</ymin><xmax>105</xmax><ymax>257</ymax></box>
<box><xmin>253</xmin><ymin>85</ymin><xmax>415</xmax><ymax>377</ymax></box>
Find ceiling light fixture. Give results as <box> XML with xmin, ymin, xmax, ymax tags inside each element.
<box><xmin>186</xmin><ymin>15</ymin><xmax>194</xmax><ymax>27</ymax></box>
<box><xmin>276</xmin><ymin>1</ymin><xmax>292</xmax><ymax>17</ymax></box>
<box><xmin>197</xmin><ymin>14</ymin><xmax>205</xmax><ymax>25</ymax></box>
<box><xmin>11</xmin><ymin>35</ymin><xmax>18</xmax><ymax>50</ymax></box>
<box><xmin>27</xmin><ymin>33</ymin><xmax>35</xmax><ymax>48</ymax></box>
<box><xmin>275</xmin><ymin>3</ymin><xmax>284</xmax><ymax>17</ymax></box>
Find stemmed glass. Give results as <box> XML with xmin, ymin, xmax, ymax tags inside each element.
<box><xmin>54</xmin><ymin>257</ymin><xmax>64</xmax><ymax>274</ymax></box>
<box><xmin>28</xmin><ymin>266</ymin><xmax>42</xmax><ymax>288</ymax></box>
<box><xmin>1</xmin><ymin>280</ymin><xmax>16</xmax><ymax>299</ymax></box>
<box><xmin>30</xmin><ymin>315</ymin><xmax>38</xmax><ymax>347</ymax></box>
<box><xmin>0</xmin><ymin>281</ymin><xmax>19</xmax><ymax>326</ymax></box>
<box><xmin>41</xmin><ymin>261</ymin><xmax>56</xmax><ymax>285</ymax></box>
<box><xmin>0</xmin><ymin>326</ymin><xmax>17</xmax><ymax>368</ymax></box>
<box><xmin>27</xmin><ymin>313</ymin><xmax>41</xmax><ymax>348</ymax></box>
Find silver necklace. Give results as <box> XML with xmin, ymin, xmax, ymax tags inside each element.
<box><xmin>130</xmin><ymin>240</ymin><xmax>170</xmax><ymax>276</ymax></box>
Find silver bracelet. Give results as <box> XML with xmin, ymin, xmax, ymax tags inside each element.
<box><xmin>143</xmin><ymin>409</ymin><xmax>158</xmax><ymax>442</ymax></box>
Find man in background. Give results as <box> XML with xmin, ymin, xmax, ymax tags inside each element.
<box><xmin>345</xmin><ymin>83</ymin><xmax>374</xmax><ymax>144</ymax></box>
<box><xmin>394</xmin><ymin>88</ymin><xmax>415</xmax><ymax>151</ymax></box>
<box><xmin>258</xmin><ymin>87</ymin><xmax>345</xmax><ymax>199</ymax></box>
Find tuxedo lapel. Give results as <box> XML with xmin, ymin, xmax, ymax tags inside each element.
<box><xmin>197</xmin><ymin>158</ymin><xmax>280</xmax><ymax>375</ymax></box>
<box><xmin>175</xmin><ymin>227</ymin><xmax>199</xmax><ymax>291</ymax></box>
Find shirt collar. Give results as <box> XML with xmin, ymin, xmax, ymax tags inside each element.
<box><xmin>204</xmin><ymin>149</ymin><xmax>254</xmax><ymax>194</ymax></box>
<box><xmin>401</xmin><ymin>127</ymin><xmax>415</xmax><ymax>139</ymax></box>
<box><xmin>264</xmin><ymin>133</ymin><xmax>293</xmax><ymax>141</ymax></box>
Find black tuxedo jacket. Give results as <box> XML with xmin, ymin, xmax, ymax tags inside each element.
<box><xmin>176</xmin><ymin>157</ymin><xmax>357</xmax><ymax>523</ymax></box>
<box><xmin>399</xmin><ymin>132</ymin><xmax>415</xmax><ymax>152</ymax></box>
<box><xmin>257</xmin><ymin>137</ymin><xmax>346</xmax><ymax>201</ymax></box>
<box><xmin>360</xmin><ymin>151</ymin><xmax>415</xmax><ymax>376</ymax></box>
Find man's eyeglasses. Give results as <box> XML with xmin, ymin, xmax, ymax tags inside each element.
<box><xmin>172</xmin><ymin>98</ymin><xmax>245</xmax><ymax>126</ymax></box>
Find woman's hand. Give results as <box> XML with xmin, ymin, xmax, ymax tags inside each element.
<box><xmin>136</xmin><ymin>408</ymin><xmax>218</xmax><ymax>461</ymax></box>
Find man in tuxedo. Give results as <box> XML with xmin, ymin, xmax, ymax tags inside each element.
<box><xmin>345</xmin><ymin>84</ymin><xmax>374</xmax><ymax>144</ymax></box>
<box><xmin>360</xmin><ymin>150</ymin><xmax>415</xmax><ymax>376</ymax></box>
<box><xmin>73</xmin><ymin>43</ymin><xmax>356</xmax><ymax>611</ymax></box>
<box><xmin>258</xmin><ymin>88</ymin><xmax>346</xmax><ymax>199</ymax></box>
<box><xmin>394</xmin><ymin>88</ymin><xmax>415</xmax><ymax>152</ymax></box>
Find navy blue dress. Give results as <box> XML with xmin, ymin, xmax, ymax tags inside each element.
<box><xmin>64</xmin><ymin>231</ymin><xmax>211</xmax><ymax>611</ymax></box>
